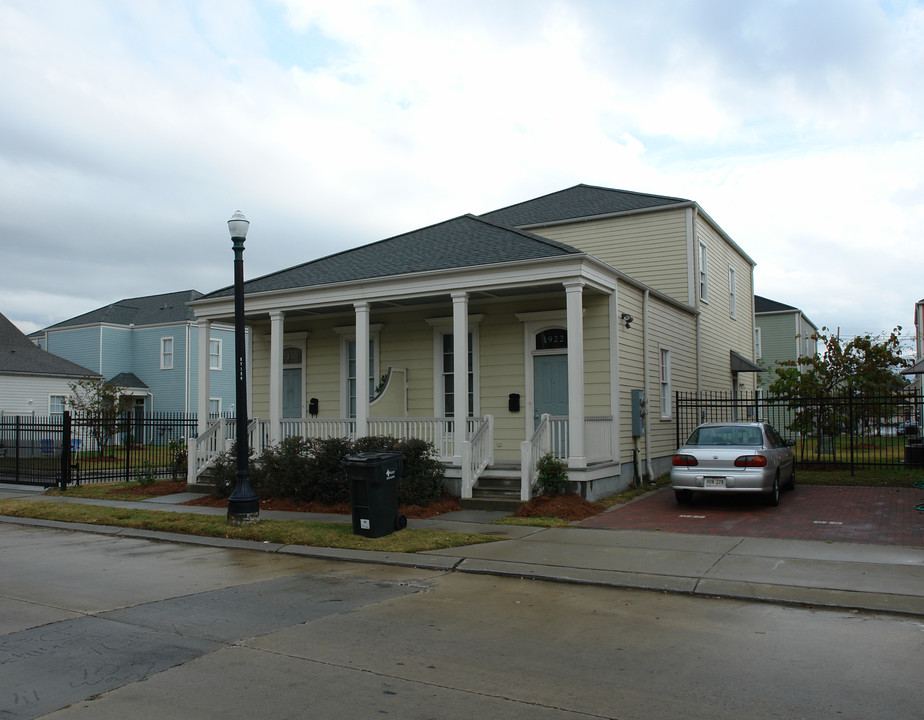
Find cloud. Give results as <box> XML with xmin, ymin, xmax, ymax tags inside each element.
<box><xmin>1</xmin><ymin>0</ymin><xmax>922</xmax><ymax>346</ymax></box>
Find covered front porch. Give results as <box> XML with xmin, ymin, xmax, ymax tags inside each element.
<box><xmin>188</xmin><ymin>411</ymin><xmax>618</xmax><ymax>502</ymax></box>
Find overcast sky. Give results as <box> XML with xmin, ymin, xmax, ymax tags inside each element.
<box><xmin>2</xmin><ymin>0</ymin><xmax>922</xmax><ymax>352</ymax></box>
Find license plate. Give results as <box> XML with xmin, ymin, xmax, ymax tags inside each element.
<box><xmin>704</xmin><ymin>477</ymin><xmax>726</xmax><ymax>487</ymax></box>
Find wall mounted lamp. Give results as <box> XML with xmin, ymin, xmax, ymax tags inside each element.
<box><xmin>620</xmin><ymin>313</ymin><xmax>634</xmax><ymax>329</ymax></box>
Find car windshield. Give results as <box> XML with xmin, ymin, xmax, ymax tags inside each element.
<box><xmin>686</xmin><ymin>426</ymin><xmax>763</xmax><ymax>446</ymax></box>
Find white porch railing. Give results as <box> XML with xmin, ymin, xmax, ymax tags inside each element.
<box><xmin>520</xmin><ymin>413</ymin><xmax>552</xmax><ymax>501</ymax></box>
<box><xmin>461</xmin><ymin>415</ymin><xmax>494</xmax><ymax>499</ymax></box>
<box><xmin>584</xmin><ymin>416</ymin><xmax>615</xmax><ymax>463</ymax></box>
<box><xmin>190</xmin><ymin>415</ymin><xmax>493</xmax><ymax>483</ymax></box>
<box><xmin>520</xmin><ymin>415</ymin><xmax>614</xmax><ymax>500</ymax></box>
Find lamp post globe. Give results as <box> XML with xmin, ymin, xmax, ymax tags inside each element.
<box><xmin>227</xmin><ymin>210</ymin><xmax>259</xmax><ymax>525</ymax></box>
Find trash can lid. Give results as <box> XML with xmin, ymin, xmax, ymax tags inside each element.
<box><xmin>343</xmin><ymin>451</ymin><xmax>403</xmax><ymax>463</ymax></box>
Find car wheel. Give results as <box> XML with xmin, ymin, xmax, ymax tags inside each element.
<box><xmin>675</xmin><ymin>489</ymin><xmax>693</xmax><ymax>504</ymax></box>
<box><xmin>764</xmin><ymin>476</ymin><xmax>780</xmax><ymax>507</ymax></box>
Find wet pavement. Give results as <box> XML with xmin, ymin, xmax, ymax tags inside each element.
<box><xmin>578</xmin><ymin>485</ymin><xmax>924</xmax><ymax>547</ymax></box>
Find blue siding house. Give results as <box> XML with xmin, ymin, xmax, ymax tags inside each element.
<box><xmin>33</xmin><ymin>291</ymin><xmax>239</xmax><ymax>415</ymax></box>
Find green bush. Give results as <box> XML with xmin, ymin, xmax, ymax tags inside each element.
<box><xmin>208</xmin><ymin>435</ymin><xmax>446</xmax><ymax>507</ymax></box>
<box><xmin>394</xmin><ymin>437</ymin><xmax>446</xmax><ymax>506</ymax></box>
<box><xmin>536</xmin><ymin>453</ymin><xmax>568</xmax><ymax>497</ymax></box>
<box><xmin>209</xmin><ymin>444</ymin><xmax>262</xmax><ymax>499</ymax></box>
<box><xmin>169</xmin><ymin>439</ymin><xmax>188</xmax><ymax>480</ymax></box>
<box><xmin>135</xmin><ymin>460</ymin><xmax>158</xmax><ymax>487</ymax></box>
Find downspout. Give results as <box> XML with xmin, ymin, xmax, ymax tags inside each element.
<box><xmin>642</xmin><ymin>288</ymin><xmax>653</xmax><ymax>481</ymax></box>
<box><xmin>694</xmin><ymin>209</ymin><xmax>702</xmax><ymax>393</ymax></box>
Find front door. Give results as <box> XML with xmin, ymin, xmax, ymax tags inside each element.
<box><xmin>282</xmin><ymin>368</ymin><xmax>302</xmax><ymax>418</ymax></box>
<box><xmin>534</xmin><ymin>354</ymin><xmax>568</xmax><ymax>456</ymax></box>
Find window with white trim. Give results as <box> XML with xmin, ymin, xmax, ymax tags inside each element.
<box><xmin>698</xmin><ymin>240</ymin><xmax>709</xmax><ymax>302</ymax></box>
<box><xmin>49</xmin><ymin>395</ymin><xmax>67</xmax><ymax>415</ymax></box>
<box><xmin>440</xmin><ymin>332</ymin><xmax>475</xmax><ymax>416</ymax></box>
<box><xmin>728</xmin><ymin>266</ymin><xmax>737</xmax><ymax>319</ymax></box>
<box><xmin>209</xmin><ymin>339</ymin><xmax>222</xmax><ymax>370</ymax></box>
<box><xmin>659</xmin><ymin>346</ymin><xmax>672</xmax><ymax>420</ymax></box>
<box><xmin>209</xmin><ymin>398</ymin><xmax>221</xmax><ymax>417</ymax></box>
<box><xmin>346</xmin><ymin>338</ymin><xmax>377</xmax><ymax>418</ymax></box>
<box><xmin>754</xmin><ymin>327</ymin><xmax>762</xmax><ymax>359</ymax></box>
<box><xmin>160</xmin><ymin>337</ymin><xmax>174</xmax><ymax>369</ymax></box>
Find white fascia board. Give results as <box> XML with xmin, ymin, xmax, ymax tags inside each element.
<box><xmin>190</xmin><ymin>255</ymin><xmax>615</xmax><ymax>320</ymax></box>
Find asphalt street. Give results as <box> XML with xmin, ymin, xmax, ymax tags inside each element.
<box><xmin>2</xmin><ymin>521</ymin><xmax>922</xmax><ymax>720</ymax></box>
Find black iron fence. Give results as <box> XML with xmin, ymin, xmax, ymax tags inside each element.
<box><xmin>0</xmin><ymin>412</ymin><xmax>198</xmax><ymax>488</ymax></box>
<box><xmin>676</xmin><ymin>391</ymin><xmax>923</xmax><ymax>470</ymax></box>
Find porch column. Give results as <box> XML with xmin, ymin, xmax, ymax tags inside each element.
<box><xmin>452</xmin><ymin>292</ymin><xmax>469</xmax><ymax>464</ymax></box>
<box><xmin>196</xmin><ymin>319</ymin><xmax>211</xmax><ymax>436</ymax></box>
<box><xmin>269</xmin><ymin>310</ymin><xmax>284</xmax><ymax>444</ymax></box>
<box><xmin>565</xmin><ymin>280</ymin><xmax>586</xmax><ymax>469</ymax></box>
<box><xmin>355</xmin><ymin>301</ymin><xmax>370</xmax><ymax>437</ymax></box>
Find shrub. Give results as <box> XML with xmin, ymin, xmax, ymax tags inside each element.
<box><xmin>259</xmin><ymin>436</ymin><xmax>315</xmax><ymax>500</ymax></box>
<box><xmin>169</xmin><ymin>439</ymin><xmax>188</xmax><ymax>480</ymax></box>
<box><xmin>135</xmin><ymin>460</ymin><xmax>157</xmax><ymax>487</ymax></box>
<box><xmin>394</xmin><ymin>437</ymin><xmax>446</xmax><ymax>506</ymax></box>
<box><xmin>536</xmin><ymin>453</ymin><xmax>568</xmax><ymax>497</ymax></box>
<box><xmin>209</xmin><ymin>444</ymin><xmax>262</xmax><ymax>499</ymax></box>
<box><xmin>207</xmin><ymin>435</ymin><xmax>446</xmax><ymax>507</ymax></box>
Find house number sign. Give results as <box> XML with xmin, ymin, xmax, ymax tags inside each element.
<box><xmin>536</xmin><ymin>329</ymin><xmax>567</xmax><ymax>350</ymax></box>
<box><xmin>283</xmin><ymin>347</ymin><xmax>302</xmax><ymax>364</ymax></box>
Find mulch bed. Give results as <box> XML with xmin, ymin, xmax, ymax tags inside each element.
<box><xmin>182</xmin><ymin>493</ymin><xmax>465</xmax><ymax>519</ymax></box>
<box><xmin>513</xmin><ymin>492</ymin><xmax>603</xmax><ymax>521</ymax></box>
<box><xmin>98</xmin><ymin>480</ymin><xmax>188</xmax><ymax>498</ymax></box>
<box><xmin>182</xmin><ymin>491</ymin><xmax>604</xmax><ymax>521</ymax></box>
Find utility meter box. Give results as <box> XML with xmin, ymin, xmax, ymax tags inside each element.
<box><xmin>631</xmin><ymin>389</ymin><xmax>647</xmax><ymax>437</ymax></box>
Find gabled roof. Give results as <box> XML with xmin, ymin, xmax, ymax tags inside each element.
<box><xmin>201</xmin><ymin>214</ymin><xmax>582</xmax><ymax>299</ymax></box>
<box><xmin>108</xmin><ymin>372</ymin><xmax>148</xmax><ymax>389</ymax></box>
<box><xmin>479</xmin><ymin>184</ymin><xmax>691</xmax><ymax>227</ymax></box>
<box><xmin>0</xmin><ymin>312</ymin><xmax>99</xmax><ymax>378</ymax></box>
<box><xmin>43</xmin><ymin>290</ymin><xmax>204</xmax><ymax>330</ymax></box>
<box><xmin>754</xmin><ymin>295</ymin><xmax>798</xmax><ymax>314</ymax></box>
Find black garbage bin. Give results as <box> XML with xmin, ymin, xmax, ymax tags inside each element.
<box><xmin>342</xmin><ymin>451</ymin><xmax>407</xmax><ymax>538</ymax></box>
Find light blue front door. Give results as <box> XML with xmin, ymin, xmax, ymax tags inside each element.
<box><xmin>534</xmin><ymin>354</ymin><xmax>568</xmax><ymax>456</ymax></box>
<box><xmin>283</xmin><ymin>368</ymin><xmax>302</xmax><ymax>418</ymax></box>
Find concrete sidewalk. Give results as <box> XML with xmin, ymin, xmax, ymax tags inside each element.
<box><xmin>1</xmin><ymin>484</ymin><xmax>922</xmax><ymax>616</ymax></box>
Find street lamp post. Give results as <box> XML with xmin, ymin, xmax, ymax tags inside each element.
<box><xmin>227</xmin><ymin>210</ymin><xmax>260</xmax><ymax>525</ymax></box>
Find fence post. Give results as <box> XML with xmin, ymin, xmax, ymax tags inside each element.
<box><xmin>848</xmin><ymin>394</ymin><xmax>855</xmax><ymax>477</ymax></box>
<box><xmin>15</xmin><ymin>416</ymin><xmax>21</xmax><ymax>483</ymax></box>
<box><xmin>60</xmin><ymin>411</ymin><xmax>71</xmax><ymax>491</ymax></box>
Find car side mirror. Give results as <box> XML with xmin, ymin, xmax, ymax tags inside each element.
<box><xmin>785</xmin><ymin>439</ymin><xmax>796</xmax><ymax>447</ymax></box>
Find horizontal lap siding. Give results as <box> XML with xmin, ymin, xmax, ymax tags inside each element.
<box><xmin>45</xmin><ymin>327</ymin><xmax>102</xmax><ymax>375</ymax></box>
<box><xmin>583</xmin><ymin>295</ymin><xmax>611</xmax><ymax>417</ymax></box>
<box><xmin>0</xmin><ymin>375</ymin><xmax>79</xmax><ymax>414</ymax></box>
<box><xmin>645</xmin><ymin>297</ymin><xmax>696</xmax><ymax>459</ymax></box>
<box><xmin>534</xmin><ymin>210</ymin><xmax>691</xmax><ymax>304</ymax></box>
<box><xmin>696</xmin><ymin>217</ymin><xmax>756</xmax><ymax>392</ymax></box>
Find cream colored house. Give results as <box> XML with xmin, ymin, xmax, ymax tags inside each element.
<box><xmin>188</xmin><ymin>185</ymin><xmax>758</xmax><ymax>501</ymax></box>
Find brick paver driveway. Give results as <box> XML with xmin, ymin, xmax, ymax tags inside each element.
<box><xmin>578</xmin><ymin>485</ymin><xmax>924</xmax><ymax>547</ymax></box>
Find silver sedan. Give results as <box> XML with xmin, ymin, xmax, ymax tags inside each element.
<box><xmin>670</xmin><ymin>422</ymin><xmax>795</xmax><ymax>506</ymax></box>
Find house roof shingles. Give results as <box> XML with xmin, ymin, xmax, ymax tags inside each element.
<box><xmin>0</xmin><ymin>312</ymin><xmax>99</xmax><ymax>378</ymax></box>
<box><xmin>202</xmin><ymin>214</ymin><xmax>582</xmax><ymax>299</ymax></box>
<box><xmin>479</xmin><ymin>184</ymin><xmax>691</xmax><ymax>227</ymax></box>
<box><xmin>754</xmin><ymin>295</ymin><xmax>799</xmax><ymax>314</ymax></box>
<box><xmin>44</xmin><ymin>290</ymin><xmax>204</xmax><ymax>330</ymax></box>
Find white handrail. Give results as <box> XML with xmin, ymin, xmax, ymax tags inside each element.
<box><xmin>461</xmin><ymin>415</ymin><xmax>494</xmax><ymax>498</ymax></box>
<box><xmin>520</xmin><ymin>413</ymin><xmax>551</xmax><ymax>501</ymax></box>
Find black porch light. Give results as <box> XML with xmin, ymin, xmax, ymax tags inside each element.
<box><xmin>227</xmin><ymin>210</ymin><xmax>260</xmax><ymax>525</ymax></box>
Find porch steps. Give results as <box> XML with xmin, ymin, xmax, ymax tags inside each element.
<box><xmin>460</xmin><ymin>467</ymin><xmax>524</xmax><ymax>512</ymax></box>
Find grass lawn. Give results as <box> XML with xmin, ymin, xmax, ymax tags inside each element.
<box><xmin>0</xmin><ymin>499</ymin><xmax>499</xmax><ymax>553</ymax></box>
<box><xmin>44</xmin><ymin>479</ymin><xmax>187</xmax><ymax>502</ymax></box>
